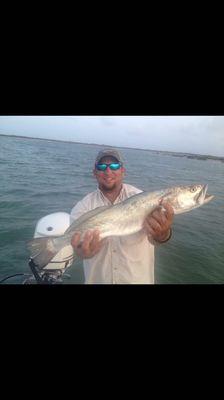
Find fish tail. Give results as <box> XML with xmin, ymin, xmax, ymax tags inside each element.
<box><xmin>27</xmin><ymin>236</ymin><xmax>63</xmax><ymax>269</ymax></box>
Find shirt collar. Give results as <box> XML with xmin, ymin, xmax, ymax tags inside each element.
<box><xmin>97</xmin><ymin>184</ymin><xmax>125</xmax><ymax>205</ymax></box>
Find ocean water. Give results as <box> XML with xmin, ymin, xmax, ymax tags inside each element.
<box><xmin>0</xmin><ymin>135</ymin><xmax>223</xmax><ymax>284</ymax></box>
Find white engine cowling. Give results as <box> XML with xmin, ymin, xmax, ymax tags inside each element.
<box><xmin>34</xmin><ymin>212</ymin><xmax>74</xmax><ymax>270</ymax></box>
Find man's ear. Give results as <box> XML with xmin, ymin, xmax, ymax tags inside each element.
<box><xmin>121</xmin><ymin>167</ymin><xmax>126</xmax><ymax>175</ymax></box>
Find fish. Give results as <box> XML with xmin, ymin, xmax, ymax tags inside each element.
<box><xmin>27</xmin><ymin>184</ymin><xmax>214</xmax><ymax>269</ymax></box>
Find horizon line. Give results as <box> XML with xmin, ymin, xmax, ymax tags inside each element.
<box><xmin>0</xmin><ymin>132</ymin><xmax>223</xmax><ymax>160</ymax></box>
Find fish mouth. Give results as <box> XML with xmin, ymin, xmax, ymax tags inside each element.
<box><xmin>197</xmin><ymin>184</ymin><xmax>214</xmax><ymax>205</ymax></box>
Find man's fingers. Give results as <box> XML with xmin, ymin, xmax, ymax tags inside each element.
<box><xmin>143</xmin><ymin>218</ymin><xmax>157</xmax><ymax>235</ymax></box>
<box><xmin>160</xmin><ymin>201</ymin><xmax>174</xmax><ymax>217</ymax></box>
<box><xmin>72</xmin><ymin>229</ymin><xmax>104</xmax><ymax>258</ymax></box>
<box><xmin>150</xmin><ymin>209</ymin><xmax>167</xmax><ymax>225</ymax></box>
<box><xmin>90</xmin><ymin>230</ymin><xmax>101</xmax><ymax>249</ymax></box>
<box><xmin>71</xmin><ymin>232</ymin><xmax>81</xmax><ymax>248</ymax></box>
<box><xmin>147</xmin><ymin>217</ymin><xmax>162</xmax><ymax>232</ymax></box>
<box><xmin>82</xmin><ymin>231</ymin><xmax>93</xmax><ymax>253</ymax></box>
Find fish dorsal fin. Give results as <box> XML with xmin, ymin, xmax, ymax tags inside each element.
<box><xmin>65</xmin><ymin>205</ymin><xmax>110</xmax><ymax>234</ymax></box>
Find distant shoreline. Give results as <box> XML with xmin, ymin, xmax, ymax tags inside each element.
<box><xmin>1</xmin><ymin>133</ymin><xmax>224</xmax><ymax>163</ymax></box>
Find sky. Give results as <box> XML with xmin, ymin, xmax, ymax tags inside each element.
<box><xmin>0</xmin><ymin>116</ymin><xmax>224</xmax><ymax>157</ymax></box>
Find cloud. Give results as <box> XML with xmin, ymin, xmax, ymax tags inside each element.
<box><xmin>0</xmin><ymin>116</ymin><xmax>223</xmax><ymax>156</ymax></box>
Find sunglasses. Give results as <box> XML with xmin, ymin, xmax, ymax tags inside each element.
<box><xmin>95</xmin><ymin>162</ymin><xmax>122</xmax><ymax>171</ymax></box>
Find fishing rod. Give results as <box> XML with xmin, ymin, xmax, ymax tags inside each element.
<box><xmin>0</xmin><ymin>273</ymin><xmax>33</xmax><ymax>284</ymax></box>
<box><xmin>0</xmin><ymin>257</ymin><xmax>73</xmax><ymax>284</ymax></box>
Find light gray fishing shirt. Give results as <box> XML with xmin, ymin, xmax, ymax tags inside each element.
<box><xmin>70</xmin><ymin>183</ymin><xmax>155</xmax><ymax>284</ymax></box>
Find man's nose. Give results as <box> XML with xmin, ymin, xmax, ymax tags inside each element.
<box><xmin>105</xmin><ymin>166</ymin><xmax>113</xmax><ymax>174</ymax></box>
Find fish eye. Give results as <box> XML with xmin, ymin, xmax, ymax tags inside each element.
<box><xmin>190</xmin><ymin>187</ymin><xmax>197</xmax><ymax>193</ymax></box>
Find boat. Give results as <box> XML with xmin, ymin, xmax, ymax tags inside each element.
<box><xmin>0</xmin><ymin>212</ymin><xmax>74</xmax><ymax>284</ymax></box>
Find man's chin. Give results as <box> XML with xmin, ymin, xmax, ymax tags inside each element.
<box><xmin>101</xmin><ymin>183</ymin><xmax>116</xmax><ymax>192</ymax></box>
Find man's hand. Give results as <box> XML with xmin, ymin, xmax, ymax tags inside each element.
<box><xmin>71</xmin><ymin>230</ymin><xmax>105</xmax><ymax>259</ymax></box>
<box><xmin>143</xmin><ymin>201</ymin><xmax>174</xmax><ymax>243</ymax></box>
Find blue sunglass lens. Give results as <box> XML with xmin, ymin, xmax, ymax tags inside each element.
<box><xmin>110</xmin><ymin>163</ymin><xmax>121</xmax><ymax>170</ymax></box>
<box><xmin>96</xmin><ymin>163</ymin><xmax>121</xmax><ymax>171</ymax></box>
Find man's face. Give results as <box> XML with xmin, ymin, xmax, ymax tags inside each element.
<box><xmin>93</xmin><ymin>156</ymin><xmax>125</xmax><ymax>192</ymax></box>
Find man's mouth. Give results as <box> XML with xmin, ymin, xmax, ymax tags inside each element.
<box><xmin>104</xmin><ymin>178</ymin><xmax>114</xmax><ymax>183</ymax></box>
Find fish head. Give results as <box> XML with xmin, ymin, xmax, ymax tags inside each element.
<box><xmin>162</xmin><ymin>184</ymin><xmax>214</xmax><ymax>214</ymax></box>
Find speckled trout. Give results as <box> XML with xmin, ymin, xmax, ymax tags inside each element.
<box><xmin>27</xmin><ymin>184</ymin><xmax>214</xmax><ymax>269</ymax></box>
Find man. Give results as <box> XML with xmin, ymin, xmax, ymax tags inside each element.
<box><xmin>70</xmin><ymin>148</ymin><xmax>174</xmax><ymax>284</ymax></box>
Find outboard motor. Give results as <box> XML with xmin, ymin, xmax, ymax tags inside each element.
<box><xmin>26</xmin><ymin>212</ymin><xmax>74</xmax><ymax>284</ymax></box>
